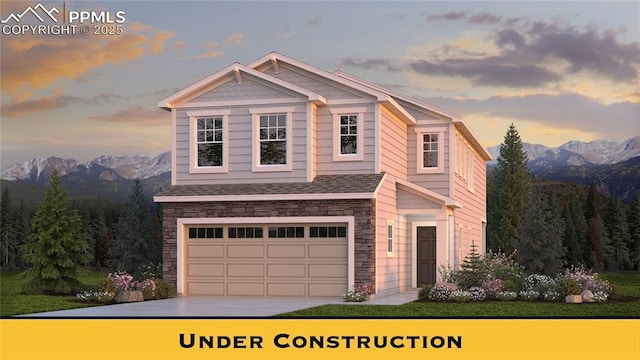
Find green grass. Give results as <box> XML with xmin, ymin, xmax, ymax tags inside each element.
<box><xmin>1</xmin><ymin>270</ymin><xmax>107</xmax><ymax>317</ymax></box>
<box><xmin>278</xmin><ymin>272</ymin><xmax>640</xmax><ymax>318</ymax></box>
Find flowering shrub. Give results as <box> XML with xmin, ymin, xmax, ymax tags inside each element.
<box><xmin>139</xmin><ymin>263</ymin><xmax>162</xmax><ymax>280</ymax></box>
<box><xmin>137</xmin><ymin>279</ymin><xmax>158</xmax><ymax>300</ymax></box>
<box><xmin>519</xmin><ymin>290</ymin><xmax>539</xmax><ymax>301</ymax></box>
<box><xmin>540</xmin><ymin>290</ymin><xmax>560</xmax><ymax>302</ymax></box>
<box><xmin>556</xmin><ymin>276</ymin><xmax>581</xmax><ymax>297</ymax></box>
<box><xmin>418</xmin><ymin>284</ymin><xmax>433</xmax><ymax>301</ymax></box>
<box><xmin>76</xmin><ymin>290</ymin><xmax>116</xmax><ymax>304</ymax></box>
<box><xmin>481</xmin><ymin>278</ymin><xmax>504</xmax><ymax>298</ymax></box>
<box><xmin>449</xmin><ymin>290</ymin><xmax>471</xmax><ymax>302</ymax></box>
<box><xmin>560</xmin><ymin>266</ymin><xmax>612</xmax><ymax>295</ymax></box>
<box><xmin>523</xmin><ymin>274</ymin><xmax>555</xmax><ymax>291</ymax></box>
<box><xmin>428</xmin><ymin>283</ymin><xmax>452</xmax><ymax>301</ymax></box>
<box><xmin>592</xmin><ymin>290</ymin><xmax>609</xmax><ymax>302</ymax></box>
<box><xmin>496</xmin><ymin>291</ymin><xmax>518</xmax><ymax>301</ymax></box>
<box><xmin>467</xmin><ymin>287</ymin><xmax>486</xmax><ymax>301</ymax></box>
<box><xmin>342</xmin><ymin>284</ymin><xmax>373</xmax><ymax>302</ymax></box>
<box><xmin>110</xmin><ymin>271</ymin><xmax>136</xmax><ymax>291</ymax></box>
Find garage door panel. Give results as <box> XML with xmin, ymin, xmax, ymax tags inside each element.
<box><xmin>227</xmin><ymin>282</ymin><xmax>264</xmax><ymax>296</ymax></box>
<box><xmin>267</xmin><ymin>283</ymin><xmax>306</xmax><ymax>297</ymax></box>
<box><xmin>188</xmin><ymin>263</ymin><xmax>224</xmax><ymax>277</ymax></box>
<box><xmin>267</xmin><ymin>264</ymin><xmax>306</xmax><ymax>278</ymax></box>
<box><xmin>308</xmin><ymin>283</ymin><xmax>346</xmax><ymax>297</ymax></box>
<box><xmin>188</xmin><ymin>282</ymin><xmax>224</xmax><ymax>296</ymax></box>
<box><xmin>308</xmin><ymin>264</ymin><xmax>348</xmax><ymax>278</ymax></box>
<box><xmin>227</xmin><ymin>245</ymin><xmax>264</xmax><ymax>258</ymax></box>
<box><xmin>267</xmin><ymin>244</ymin><xmax>306</xmax><ymax>258</ymax></box>
<box><xmin>308</xmin><ymin>244</ymin><xmax>347</xmax><ymax>258</ymax></box>
<box><xmin>188</xmin><ymin>245</ymin><xmax>224</xmax><ymax>258</ymax></box>
<box><xmin>227</xmin><ymin>263</ymin><xmax>264</xmax><ymax>277</ymax></box>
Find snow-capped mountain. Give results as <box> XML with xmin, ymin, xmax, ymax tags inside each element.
<box><xmin>488</xmin><ymin>136</ymin><xmax>640</xmax><ymax>167</ymax></box>
<box><xmin>1</xmin><ymin>152</ymin><xmax>171</xmax><ymax>182</ymax></box>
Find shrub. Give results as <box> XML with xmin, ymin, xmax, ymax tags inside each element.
<box><xmin>496</xmin><ymin>291</ymin><xmax>518</xmax><ymax>301</ymax></box>
<box><xmin>139</xmin><ymin>263</ymin><xmax>162</xmax><ymax>280</ymax></box>
<box><xmin>76</xmin><ymin>290</ymin><xmax>116</xmax><ymax>304</ymax></box>
<box><xmin>519</xmin><ymin>290</ymin><xmax>539</xmax><ymax>301</ymax></box>
<box><xmin>109</xmin><ymin>271</ymin><xmax>136</xmax><ymax>291</ymax></box>
<box><xmin>558</xmin><ymin>266</ymin><xmax>613</xmax><ymax>301</ymax></box>
<box><xmin>418</xmin><ymin>284</ymin><xmax>434</xmax><ymax>301</ymax></box>
<box><xmin>449</xmin><ymin>290</ymin><xmax>470</xmax><ymax>302</ymax></box>
<box><xmin>540</xmin><ymin>289</ymin><xmax>560</xmax><ymax>302</ymax></box>
<box><xmin>137</xmin><ymin>279</ymin><xmax>157</xmax><ymax>300</ymax></box>
<box><xmin>479</xmin><ymin>251</ymin><xmax>525</xmax><ymax>291</ymax></box>
<box><xmin>342</xmin><ymin>284</ymin><xmax>373</xmax><ymax>302</ymax></box>
<box><xmin>467</xmin><ymin>287</ymin><xmax>486</xmax><ymax>301</ymax></box>
<box><xmin>523</xmin><ymin>274</ymin><xmax>555</xmax><ymax>292</ymax></box>
<box><xmin>96</xmin><ymin>277</ymin><xmax>117</xmax><ymax>294</ymax></box>
<box><xmin>592</xmin><ymin>290</ymin><xmax>609</xmax><ymax>302</ymax></box>
<box><xmin>427</xmin><ymin>283</ymin><xmax>452</xmax><ymax>301</ymax></box>
<box><xmin>481</xmin><ymin>278</ymin><xmax>504</xmax><ymax>299</ymax></box>
<box><xmin>556</xmin><ymin>276</ymin><xmax>581</xmax><ymax>297</ymax></box>
<box><xmin>153</xmin><ymin>278</ymin><xmax>177</xmax><ymax>299</ymax></box>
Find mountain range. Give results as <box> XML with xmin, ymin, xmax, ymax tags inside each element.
<box><xmin>1</xmin><ymin>136</ymin><xmax>639</xmax><ymax>205</ymax></box>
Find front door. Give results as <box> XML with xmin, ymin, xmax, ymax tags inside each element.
<box><xmin>417</xmin><ymin>226</ymin><xmax>437</xmax><ymax>285</ymax></box>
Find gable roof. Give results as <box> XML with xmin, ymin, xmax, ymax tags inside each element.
<box><xmin>249</xmin><ymin>52</ymin><xmax>416</xmax><ymax>125</ymax></box>
<box><xmin>335</xmin><ymin>70</ymin><xmax>492</xmax><ymax>161</ymax></box>
<box><xmin>157</xmin><ymin>62</ymin><xmax>327</xmax><ymax>110</ymax></box>
<box><xmin>154</xmin><ymin>173</ymin><xmax>384</xmax><ymax>202</ymax></box>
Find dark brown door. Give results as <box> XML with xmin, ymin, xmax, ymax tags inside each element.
<box><xmin>417</xmin><ymin>226</ymin><xmax>437</xmax><ymax>285</ymax></box>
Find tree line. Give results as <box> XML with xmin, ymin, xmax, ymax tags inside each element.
<box><xmin>487</xmin><ymin>124</ymin><xmax>640</xmax><ymax>274</ymax></box>
<box><xmin>0</xmin><ymin>172</ymin><xmax>162</xmax><ymax>293</ymax></box>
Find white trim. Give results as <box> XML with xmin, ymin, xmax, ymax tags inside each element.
<box><xmin>327</xmin><ymin>98</ymin><xmax>375</xmax><ymax>105</ymax></box>
<box><xmin>171</xmin><ymin>98</ymin><xmax>307</xmax><ymax>109</ymax></box>
<box><xmin>449</xmin><ymin>123</ymin><xmax>455</xmax><ymax>197</ymax></box>
<box><xmin>154</xmin><ymin>192</ymin><xmax>376</xmax><ymax>203</ymax></box>
<box><xmin>306</xmin><ymin>102</ymin><xmax>315</xmax><ymax>182</ymax></box>
<box><xmin>411</xmin><ymin>221</ymin><xmax>436</xmax><ymax>288</ymax></box>
<box><xmin>175</xmin><ymin>216</ymin><xmax>355</xmax><ymax>295</ymax></box>
<box><xmin>415</xmin><ymin>128</ymin><xmax>445</xmax><ymax>174</ymax></box>
<box><xmin>396</xmin><ymin>178</ymin><xmax>460</xmax><ymax>208</ymax></box>
<box><xmin>330</xmin><ymin>106</ymin><xmax>366</xmax><ymax>162</ymax></box>
<box><xmin>188</xmin><ymin>110</ymin><xmax>231</xmax><ymax>174</ymax></box>
<box><xmin>250</xmin><ymin>106</ymin><xmax>295</xmax><ymax>172</ymax></box>
<box><xmin>171</xmin><ymin>109</ymin><xmax>177</xmax><ymax>186</ymax></box>
<box><xmin>374</xmin><ymin>103</ymin><xmax>381</xmax><ymax>173</ymax></box>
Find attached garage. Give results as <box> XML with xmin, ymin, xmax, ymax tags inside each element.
<box><xmin>183</xmin><ymin>222</ymin><xmax>349</xmax><ymax>297</ymax></box>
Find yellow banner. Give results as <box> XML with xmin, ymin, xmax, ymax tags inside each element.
<box><xmin>1</xmin><ymin>319</ymin><xmax>639</xmax><ymax>359</ymax></box>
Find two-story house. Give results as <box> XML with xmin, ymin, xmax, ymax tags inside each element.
<box><xmin>154</xmin><ymin>52</ymin><xmax>491</xmax><ymax>298</ymax></box>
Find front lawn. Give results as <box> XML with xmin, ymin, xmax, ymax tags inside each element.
<box><xmin>0</xmin><ymin>270</ymin><xmax>107</xmax><ymax>317</ymax></box>
<box><xmin>278</xmin><ymin>272</ymin><xmax>640</xmax><ymax>318</ymax></box>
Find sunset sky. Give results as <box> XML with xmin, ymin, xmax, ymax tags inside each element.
<box><xmin>1</xmin><ymin>0</ymin><xmax>639</xmax><ymax>166</ymax></box>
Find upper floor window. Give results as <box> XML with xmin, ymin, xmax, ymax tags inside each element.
<box><xmin>415</xmin><ymin>127</ymin><xmax>445</xmax><ymax>174</ymax></box>
<box><xmin>250</xmin><ymin>107</ymin><xmax>294</xmax><ymax>172</ymax></box>
<box><xmin>331</xmin><ymin>107</ymin><xmax>365</xmax><ymax>161</ymax></box>
<box><xmin>187</xmin><ymin>110</ymin><xmax>230</xmax><ymax>173</ymax></box>
<box><xmin>455</xmin><ymin>131</ymin><xmax>474</xmax><ymax>192</ymax></box>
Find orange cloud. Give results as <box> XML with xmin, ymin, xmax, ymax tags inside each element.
<box><xmin>196</xmin><ymin>41</ymin><xmax>223</xmax><ymax>59</ymax></box>
<box><xmin>150</xmin><ymin>31</ymin><xmax>176</xmax><ymax>55</ymax></box>
<box><xmin>88</xmin><ymin>105</ymin><xmax>168</xmax><ymax>126</ymax></box>
<box><xmin>226</xmin><ymin>32</ymin><xmax>244</xmax><ymax>46</ymax></box>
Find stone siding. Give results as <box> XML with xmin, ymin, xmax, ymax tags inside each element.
<box><xmin>161</xmin><ymin>199</ymin><xmax>376</xmax><ymax>293</ymax></box>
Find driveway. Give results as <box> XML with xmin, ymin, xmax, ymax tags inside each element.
<box><xmin>18</xmin><ymin>291</ymin><xmax>417</xmax><ymax>317</ymax></box>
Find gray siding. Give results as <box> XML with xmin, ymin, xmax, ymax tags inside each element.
<box><xmin>190</xmin><ymin>74</ymin><xmax>300</xmax><ymax>102</ymax></box>
<box><xmin>407</xmin><ymin>124</ymin><xmax>451</xmax><ymax>197</ymax></box>
<box><xmin>174</xmin><ymin>104</ymin><xmax>308</xmax><ymax>185</ymax></box>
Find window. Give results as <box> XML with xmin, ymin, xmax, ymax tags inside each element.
<box><xmin>268</xmin><ymin>226</ymin><xmax>305</xmax><ymax>238</ymax></box>
<box><xmin>250</xmin><ymin>107</ymin><xmax>294</xmax><ymax>172</ymax></box>
<box><xmin>310</xmin><ymin>226</ymin><xmax>347</xmax><ymax>238</ymax></box>
<box><xmin>331</xmin><ymin>107</ymin><xmax>365</xmax><ymax>161</ymax></box>
<box><xmin>416</xmin><ymin>128</ymin><xmax>445</xmax><ymax>174</ymax></box>
<box><xmin>228</xmin><ymin>227</ymin><xmax>264</xmax><ymax>238</ymax></box>
<box><xmin>454</xmin><ymin>130</ymin><xmax>475</xmax><ymax>192</ymax></box>
<box><xmin>188</xmin><ymin>227</ymin><xmax>224</xmax><ymax>239</ymax></box>
<box><xmin>187</xmin><ymin>110</ymin><xmax>230</xmax><ymax>173</ymax></box>
<box><xmin>387</xmin><ymin>223</ymin><xmax>394</xmax><ymax>254</ymax></box>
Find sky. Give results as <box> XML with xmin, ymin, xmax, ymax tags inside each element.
<box><xmin>1</xmin><ymin>0</ymin><xmax>639</xmax><ymax>166</ymax></box>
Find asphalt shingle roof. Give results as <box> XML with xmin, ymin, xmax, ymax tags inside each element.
<box><xmin>155</xmin><ymin>173</ymin><xmax>385</xmax><ymax>197</ymax></box>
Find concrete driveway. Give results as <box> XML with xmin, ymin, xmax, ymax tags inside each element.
<box><xmin>19</xmin><ymin>291</ymin><xmax>417</xmax><ymax>317</ymax></box>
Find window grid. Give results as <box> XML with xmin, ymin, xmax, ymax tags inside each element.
<box><xmin>339</xmin><ymin>115</ymin><xmax>358</xmax><ymax>155</ymax></box>
<box><xmin>422</xmin><ymin>133</ymin><xmax>439</xmax><ymax>168</ymax></box>
<box><xmin>387</xmin><ymin>224</ymin><xmax>393</xmax><ymax>253</ymax></box>
<box><xmin>259</xmin><ymin>114</ymin><xmax>287</xmax><ymax>165</ymax></box>
<box><xmin>310</xmin><ymin>226</ymin><xmax>347</xmax><ymax>238</ymax></box>
<box><xmin>196</xmin><ymin>117</ymin><xmax>223</xmax><ymax>167</ymax></box>
<box><xmin>228</xmin><ymin>227</ymin><xmax>264</xmax><ymax>239</ymax></box>
<box><xmin>268</xmin><ymin>227</ymin><xmax>305</xmax><ymax>238</ymax></box>
<box><xmin>188</xmin><ymin>227</ymin><xmax>224</xmax><ymax>239</ymax></box>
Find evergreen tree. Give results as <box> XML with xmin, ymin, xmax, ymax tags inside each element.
<box><xmin>12</xmin><ymin>200</ymin><xmax>30</xmax><ymax>269</ymax></box>
<box><xmin>516</xmin><ymin>190</ymin><xmax>565</xmax><ymax>275</ymax></box>
<box><xmin>584</xmin><ymin>184</ymin><xmax>607</xmax><ymax>270</ymax></box>
<box><xmin>1</xmin><ymin>186</ymin><xmax>15</xmax><ymax>269</ymax></box>
<box><xmin>92</xmin><ymin>200</ymin><xmax>111</xmax><ymax>268</ymax></box>
<box><xmin>487</xmin><ymin>124</ymin><xmax>533</xmax><ymax>254</ymax></box>
<box><xmin>604</xmin><ymin>198</ymin><xmax>631</xmax><ymax>270</ymax></box>
<box><xmin>113</xmin><ymin>180</ymin><xmax>160</xmax><ymax>275</ymax></box>
<box><xmin>628</xmin><ymin>193</ymin><xmax>640</xmax><ymax>270</ymax></box>
<box><xmin>562</xmin><ymin>202</ymin><xmax>583</xmax><ymax>267</ymax></box>
<box><xmin>21</xmin><ymin>171</ymin><xmax>90</xmax><ymax>294</ymax></box>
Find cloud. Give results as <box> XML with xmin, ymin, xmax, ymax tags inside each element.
<box><xmin>196</xmin><ymin>41</ymin><xmax>224</xmax><ymax>59</ymax></box>
<box><xmin>306</xmin><ymin>15</ymin><xmax>323</xmax><ymax>26</ymax></box>
<box><xmin>150</xmin><ymin>31</ymin><xmax>176</xmax><ymax>55</ymax></box>
<box><xmin>426</xmin><ymin>11</ymin><xmax>466</xmax><ymax>22</ymax></box>
<box><xmin>225</xmin><ymin>32</ymin><xmax>244</xmax><ymax>46</ymax></box>
<box><xmin>87</xmin><ymin>106</ymin><xmax>168</xmax><ymax>126</ymax></box>
<box><xmin>340</xmin><ymin>58</ymin><xmax>403</xmax><ymax>72</ymax></box>
<box><xmin>468</xmin><ymin>13</ymin><xmax>501</xmax><ymax>24</ymax></box>
<box><xmin>1</xmin><ymin>94</ymin><xmax>122</xmax><ymax>117</ymax></box>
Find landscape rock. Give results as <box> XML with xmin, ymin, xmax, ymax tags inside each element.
<box><xmin>565</xmin><ymin>295</ymin><xmax>583</xmax><ymax>304</ymax></box>
<box><xmin>115</xmin><ymin>290</ymin><xmax>144</xmax><ymax>303</ymax></box>
<box><xmin>581</xmin><ymin>290</ymin><xmax>595</xmax><ymax>303</ymax></box>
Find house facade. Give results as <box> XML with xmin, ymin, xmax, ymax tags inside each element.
<box><xmin>154</xmin><ymin>52</ymin><xmax>491</xmax><ymax>298</ymax></box>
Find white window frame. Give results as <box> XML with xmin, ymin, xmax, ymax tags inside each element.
<box><xmin>386</xmin><ymin>220</ymin><xmax>394</xmax><ymax>257</ymax></box>
<box><xmin>250</xmin><ymin>106</ymin><xmax>294</xmax><ymax>172</ymax></box>
<box><xmin>330</xmin><ymin>107</ymin><xmax>366</xmax><ymax>161</ymax></box>
<box><xmin>467</xmin><ymin>147</ymin><xmax>475</xmax><ymax>192</ymax></box>
<box><xmin>187</xmin><ymin>110</ymin><xmax>231</xmax><ymax>174</ymax></box>
<box><xmin>416</xmin><ymin>127</ymin><xmax>445</xmax><ymax>174</ymax></box>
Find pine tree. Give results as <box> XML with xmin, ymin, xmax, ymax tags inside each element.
<box><xmin>516</xmin><ymin>190</ymin><xmax>565</xmax><ymax>275</ymax></box>
<box><xmin>584</xmin><ymin>184</ymin><xmax>607</xmax><ymax>270</ymax></box>
<box><xmin>487</xmin><ymin>124</ymin><xmax>532</xmax><ymax>254</ymax></box>
<box><xmin>628</xmin><ymin>193</ymin><xmax>640</xmax><ymax>270</ymax></box>
<box><xmin>562</xmin><ymin>202</ymin><xmax>583</xmax><ymax>267</ymax></box>
<box><xmin>1</xmin><ymin>186</ymin><xmax>15</xmax><ymax>269</ymax></box>
<box><xmin>113</xmin><ymin>180</ymin><xmax>160</xmax><ymax>275</ymax></box>
<box><xmin>604</xmin><ymin>198</ymin><xmax>631</xmax><ymax>270</ymax></box>
<box><xmin>21</xmin><ymin>171</ymin><xmax>90</xmax><ymax>294</ymax></box>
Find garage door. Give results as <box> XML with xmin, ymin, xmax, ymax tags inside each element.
<box><xmin>185</xmin><ymin>224</ymin><xmax>348</xmax><ymax>297</ymax></box>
